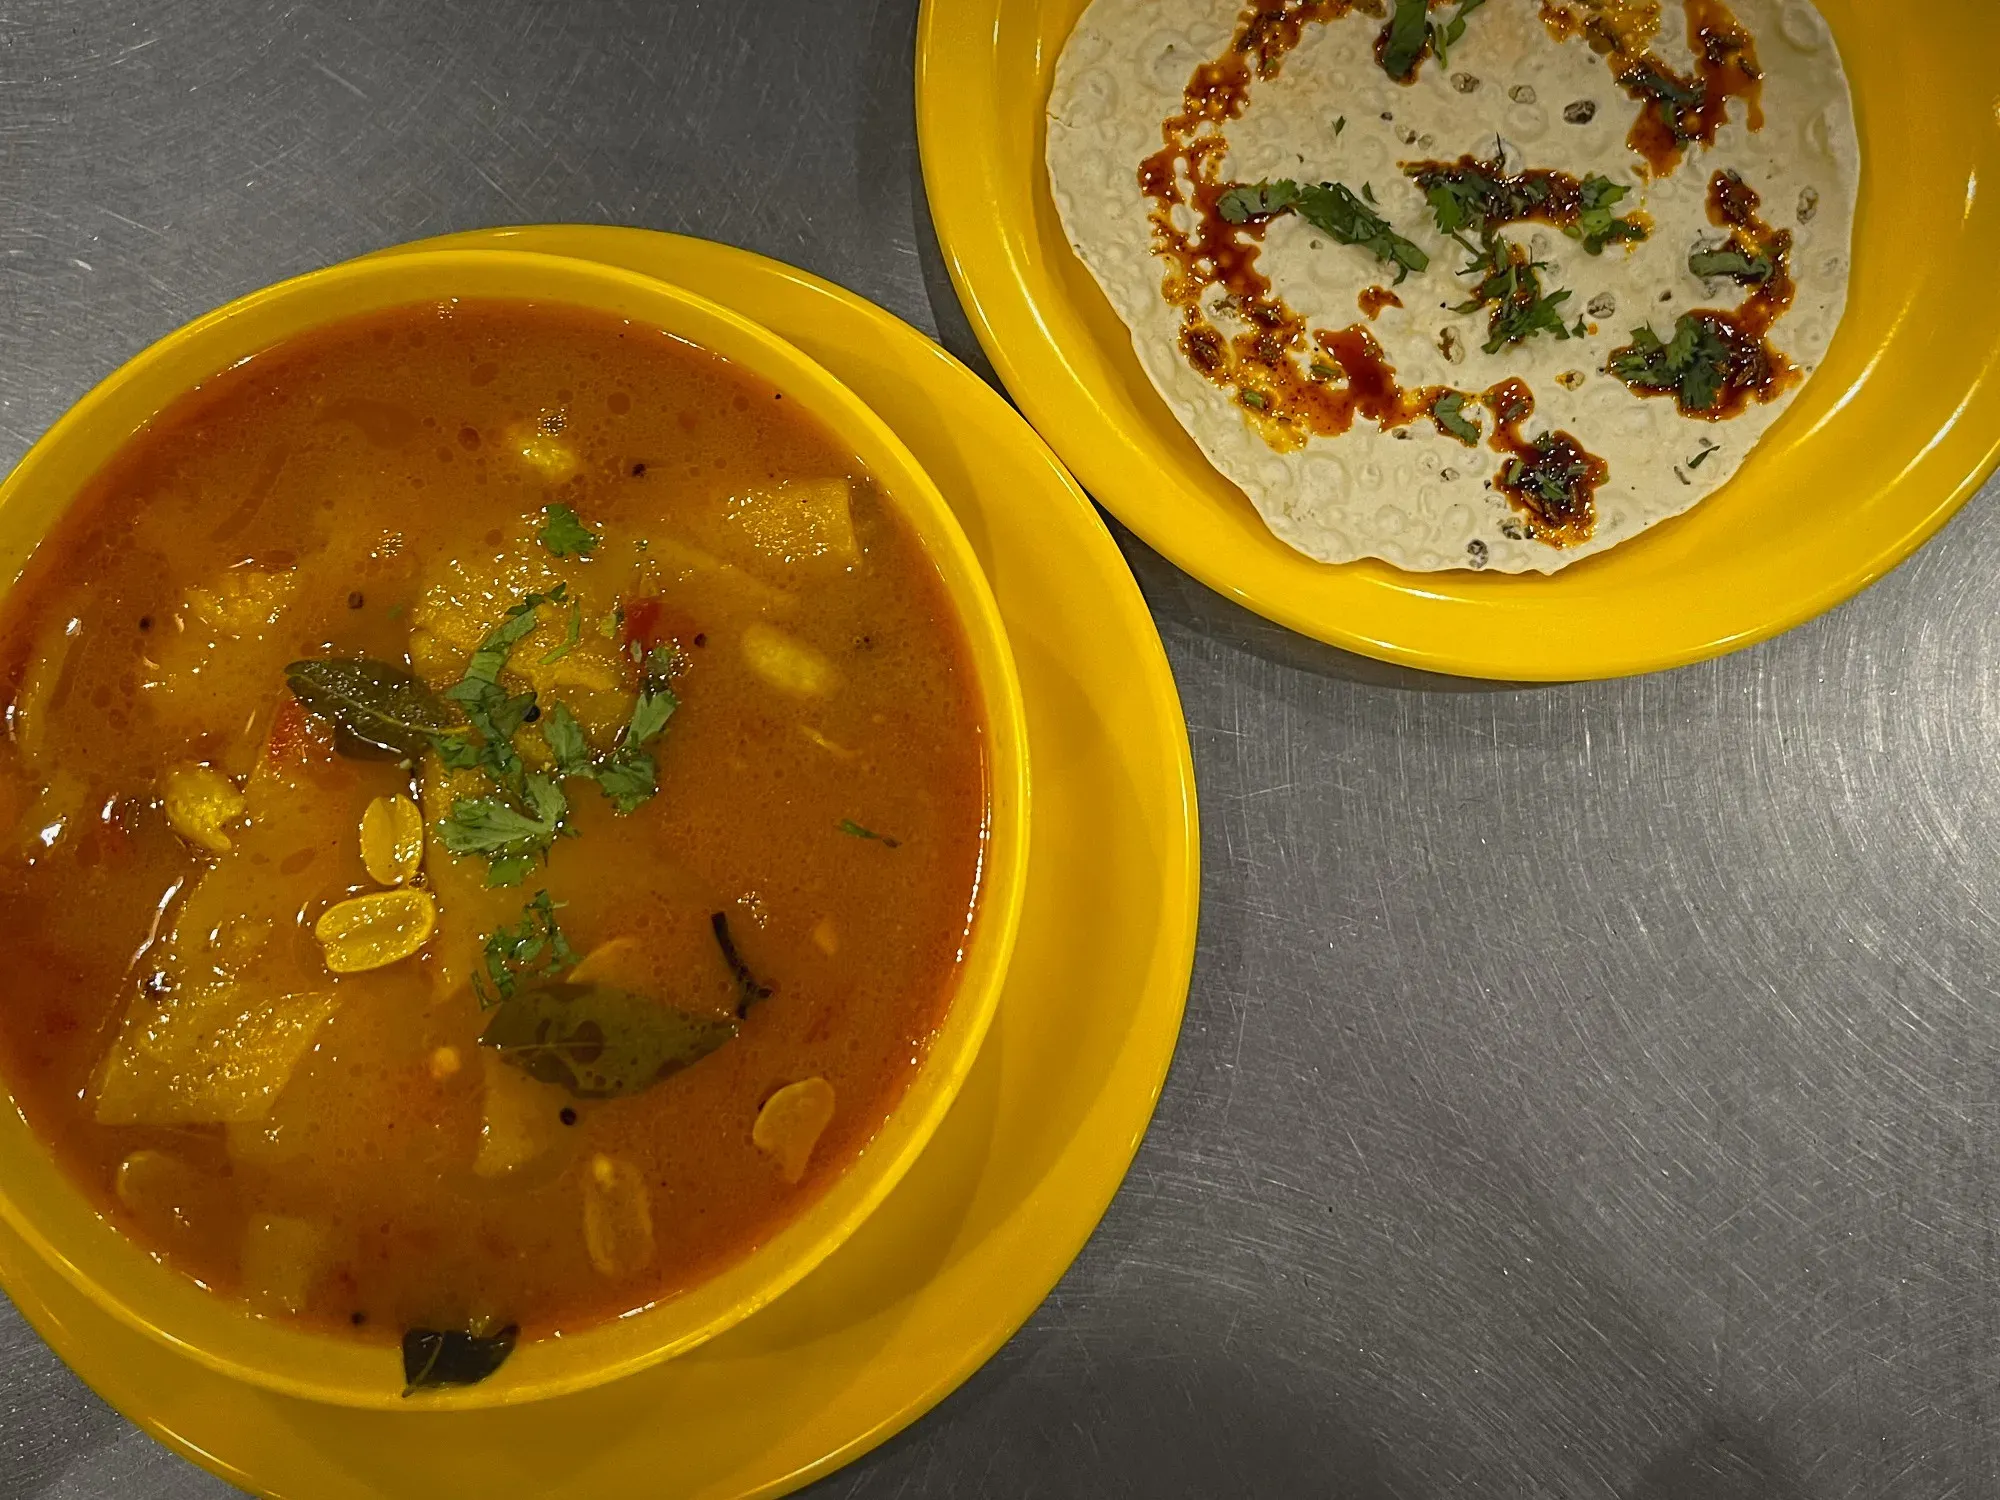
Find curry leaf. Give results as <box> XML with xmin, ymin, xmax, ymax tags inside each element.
<box><xmin>479</xmin><ymin>980</ymin><xmax>737</xmax><ymax>1098</ymax></box>
<box><xmin>710</xmin><ymin>910</ymin><xmax>774</xmax><ymax>1017</ymax></box>
<box><xmin>284</xmin><ymin>658</ymin><xmax>463</xmax><ymax>760</ymax></box>
<box><xmin>402</xmin><ymin>1325</ymin><xmax>517</xmax><ymax>1394</ymax></box>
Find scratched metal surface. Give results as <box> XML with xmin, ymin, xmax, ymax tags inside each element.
<box><xmin>1</xmin><ymin>1</ymin><xmax>1996</xmax><ymax>1496</ymax></box>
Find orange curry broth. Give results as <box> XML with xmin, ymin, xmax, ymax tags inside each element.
<box><xmin>0</xmin><ymin>301</ymin><xmax>988</xmax><ymax>1342</ymax></box>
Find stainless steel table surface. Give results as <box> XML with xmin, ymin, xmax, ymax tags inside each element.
<box><xmin>2</xmin><ymin>2</ymin><xmax>1996</xmax><ymax>1496</ymax></box>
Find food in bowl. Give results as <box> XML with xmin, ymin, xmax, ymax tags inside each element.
<box><xmin>1046</xmin><ymin>0</ymin><xmax>1858</xmax><ymax>572</ymax></box>
<box><xmin>0</xmin><ymin>298</ymin><xmax>991</xmax><ymax>1390</ymax></box>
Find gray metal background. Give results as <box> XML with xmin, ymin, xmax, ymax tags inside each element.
<box><xmin>1</xmin><ymin>1</ymin><xmax>1994</xmax><ymax>1495</ymax></box>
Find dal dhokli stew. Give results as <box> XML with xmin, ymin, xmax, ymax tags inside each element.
<box><xmin>0</xmin><ymin>301</ymin><xmax>988</xmax><ymax>1388</ymax></box>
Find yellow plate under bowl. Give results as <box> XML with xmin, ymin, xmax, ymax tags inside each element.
<box><xmin>0</xmin><ymin>229</ymin><xmax>1199</xmax><ymax>1497</ymax></box>
<box><xmin>0</xmin><ymin>245</ymin><xmax>1031</xmax><ymax>1413</ymax></box>
<box><xmin>917</xmin><ymin>0</ymin><xmax>2000</xmax><ymax>681</ymax></box>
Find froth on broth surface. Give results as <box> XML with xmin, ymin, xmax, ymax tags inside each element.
<box><xmin>0</xmin><ymin>301</ymin><xmax>987</xmax><ymax>1353</ymax></box>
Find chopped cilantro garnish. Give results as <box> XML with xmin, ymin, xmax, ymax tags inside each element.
<box><xmin>1431</xmin><ymin>392</ymin><xmax>1482</xmax><ymax>445</ymax></box>
<box><xmin>461</xmin><ymin>585</ymin><xmax>563</xmax><ymax>690</ymax></box>
<box><xmin>1216</xmin><ymin>180</ymin><xmax>1299</xmax><ymax>222</ymax></box>
<box><xmin>1382</xmin><ymin>0</ymin><xmax>1488</xmax><ymax>81</ymax></box>
<box><xmin>1621</xmin><ymin>59</ymin><xmax>1708</xmax><ymax>141</ymax></box>
<box><xmin>1452</xmin><ymin>238</ymin><xmax>1579</xmax><ymax>354</ymax></box>
<box><xmin>1501</xmin><ymin>436</ymin><xmax>1598</xmax><ymax>517</ymax></box>
<box><xmin>539</xmin><ymin>598</ymin><xmax>583</xmax><ymax>665</ymax></box>
<box><xmin>1428</xmin><ymin>0</ymin><xmax>1488</xmax><ymax>69</ymax></box>
<box><xmin>1380</xmin><ymin>0</ymin><xmax>1430</xmax><ymax>81</ymax></box>
<box><xmin>538</xmin><ymin>504</ymin><xmax>599</xmax><ymax>558</ymax></box>
<box><xmin>1409</xmin><ymin>162</ymin><xmax>1645</xmax><ymax>256</ymax></box>
<box><xmin>1570</xmin><ymin>176</ymin><xmax>1648</xmax><ymax>255</ymax></box>
<box><xmin>538</xmin><ymin>644</ymin><xmax>679</xmax><ymax>816</ymax></box>
<box><xmin>1220</xmin><ymin>178</ymin><xmax>1428</xmax><ymax>283</ymax></box>
<box><xmin>473</xmin><ymin>889</ymin><xmax>576</xmax><ymax>1008</ymax></box>
<box><xmin>1609</xmin><ymin>314</ymin><xmax>1734</xmax><ymax>414</ymax></box>
<box><xmin>439</xmin><ymin>774</ymin><xmax>573</xmax><ymax>887</ymax></box>
<box><xmin>1688</xmin><ymin>246</ymin><xmax>1774</xmax><ymax>283</ymax></box>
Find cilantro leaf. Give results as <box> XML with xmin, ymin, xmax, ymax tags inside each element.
<box><xmin>1429</xmin><ymin>0</ymin><xmax>1489</xmax><ymax>67</ymax></box>
<box><xmin>541</xmin><ymin>701</ymin><xmax>595</xmax><ymax>778</ymax></box>
<box><xmin>1569</xmin><ymin>176</ymin><xmax>1649</xmax><ymax>255</ymax></box>
<box><xmin>1499</xmin><ymin>434</ymin><xmax>1601</xmax><ymax>522</ymax></box>
<box><xmin>1219</xmin><ymin>178</ymin><xmax>1428</xmax><ymax>282</ymax></box>
<box><xmin>473</xmin><ymin>889</ymin><xmax>577</xmax><ymax>1009</ymax></box>
<box><xmin>539</xmin><ymin>599</ymin><xmax>583</xmax><ymax>665</ymax></box>
<box><xmin>541</xmin><ymin>645</ymin><xmax>679</xmax><ymax>816</ymax></box>
<box><xmin>538</xmin><ymin>504</ymin><xmax>599</xmax><ymax>558</ymax></box>
<box><xmin>838</xmin><ymin>818</ymin><xmax>903</xmax><ymax>848</ymax></box>
<box><xmin>625</xmin><ymin>645</ymin><xmax>680</xmax><ymax>746</ymax></box>
<box><xmin>1290</xmin><ymin>182</ymin><xmax>1430</xmax><ymax>282</ymax></box>
<box><xmin>589</xmin><ymin>748</ymin><xmax>659</xmax><ymax>815</ymax></box>
<box><xmin>1688</xmin><ymin>246</ymin><xmax>1774</xmax><ymax>283</ymax></box>
<box><xmin>1608</xmin><ymin>314</ymin><xmax>1735</xmax><ymax>414</ymax></box>
<box><xmin>463</xmin><ymin>586</ymin><xmax>563</xmax><ymax>686</ymax></box>
<box><xmin>439</xmin><ymin>774</ymin><xmax>572</xmax><ymax>887</ymax></box>
<box><xmin>1380</xmin><ymin>0</ymin><xmax>1430</xmax><ymax>81</ymax></box>
<box><xmin>1451</xmin><ymin>236</ymin><xmax>1580</xmax><ymax>354</ymax></box>
<box><xmin>1431</xmin><ymin>392</ymin><xmax>1482</xmax><ymax>445</ymax></box>
<box><xmin>1217</xmin><ymin>180</ymin><xmax>1300</xmax><ymax>223</ymax></box>
<box><xmin>1485</xmin><ymin>286</ymin><xmax>1577</xmax><ymax>353</ymax></box>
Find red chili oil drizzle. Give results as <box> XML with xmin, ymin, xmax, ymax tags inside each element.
<box><xmin>1136</xmin><ymin>1</ymin><xmax>1487</xmax><ymax>453</ymax></box>
<box><xmin>1139</xmin><ymin>1</ymin><xmax>1413</xmax><ymax>450</ymax></box>
<box><xmin>1134</xmin><ymin>2</ymin><xmax>1608</xmax><ymax>548</ymax></box>
<box><xmin>1403</xmin><ymin>155</ymin><xmax>1651</xmax><ymax>243</ymax></box>
<box><xmin>1483</xmin><ymin>378</ymin><xmax>1606</xmax><ymax>545</ymax></box>
<box><xmin>1357</xmin><ymin>285</ymin><xmax>1404</xmax><ymax>320</ymax></box>
<box><xmin>1542</xmin><ymin>0</ymin><xmax>1763</xmax><ymax>177</ymax></box>
<box><xmin>1614</xmin><ymin>170</ymin><xmax>1799</xmax><ymax>421</ymax></box>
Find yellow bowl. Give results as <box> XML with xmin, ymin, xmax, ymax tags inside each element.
<box><xmin>0</xmin><ymin>249</ymin><xmax>1032</xmax><ymax>1409</ymax></box>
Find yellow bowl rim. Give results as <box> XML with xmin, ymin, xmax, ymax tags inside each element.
<box><xmin>0</xmin><ymin>246</ymin><xmax>1032</xmax><ymax>1409</ymax></box>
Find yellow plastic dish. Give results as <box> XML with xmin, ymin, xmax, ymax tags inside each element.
<box><xmin>0</xmin><ymin>226</ymin><xmax>1196</xmax><ymax>1499</ymax></box>
<box><xmin>0</xmin><ymin>248</ymin><xmax>1032</xmax><ymax>1410</ymax></box>
<box><xmin>918</xmin><ymin>0</ymin><xmax>2000</xmax><ymax>681</ymax></box>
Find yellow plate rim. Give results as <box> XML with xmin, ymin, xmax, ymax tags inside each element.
<box><xmin>915</xmin><ymin>0</ymin><xmax>2000</xmax><ymax>681</ymax></box>
<box><xmin>0</xmin><ymin>226</ymin><xmax>1201</xmax><ymax>1499</ymax></box>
